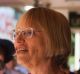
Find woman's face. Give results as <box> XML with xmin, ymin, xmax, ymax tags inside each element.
<box><xmin>14</xmin><ymin>22</ymin><xmax>51</xmax><ymax>68</ymax></box>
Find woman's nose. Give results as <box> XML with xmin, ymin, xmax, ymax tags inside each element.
<box><xmin>14</xmin><ymin>33</ymin><xmax>25</xmax><ymax>43</ymax></box>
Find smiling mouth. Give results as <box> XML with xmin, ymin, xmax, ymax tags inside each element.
<box><xmin>16</xmin><ymin>48</ymin><xmax>28</xmax><ymax>53</ymax></box>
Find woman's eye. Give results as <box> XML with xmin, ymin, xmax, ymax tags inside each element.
<box><xmin>23</xmin><ymin>31</ymin><xmax>32</xmax><ymax>37</ymax></box>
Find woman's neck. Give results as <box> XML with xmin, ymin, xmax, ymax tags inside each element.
<box><xmin>30</xmin><ymin>60</ymin><xmax>57</xmax><ymax>74</ymax></box>
<box><xmin>29</xmin><ymin>60</ymin><xmax>69</xmax><ymax>74</ymax></box>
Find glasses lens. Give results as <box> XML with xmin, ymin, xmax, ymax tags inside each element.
<box><xmin>23</xmin><ymin>28</ymin><xmax>33</xmax><ymax>38</ymax></box>
<box><xmin>12</xmin><ymin>28</ymin><xmax>33</xmax><ymax>40</ymax></box>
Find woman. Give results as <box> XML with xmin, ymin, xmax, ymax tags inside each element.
<box><xmin>14</xmin><ymin>7</ymin><xmax>71</xmax><ymax>74</ymax></box>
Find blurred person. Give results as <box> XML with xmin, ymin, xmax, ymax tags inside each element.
<box><xmin>0</xmin><ymin>47</ymin><xmax>4</xmax><ymax>62</ymax></box>
<box><xmin>5</xmin><ymin>57</ymin><xmax>16</xmax><ymax>71</ymax></box>
<box><xmin>14</xmin><ymin>7</ymin><xmax>71</xmax><ymax>74</ymax></box>
<box><xmin>0</xmin><ymin>47</ymin><xmax>5</xmax><ymax>74</ymax></box>
<box><xmin>5</xmin><ymin>56</ymin><xmax>22</xmax><ymax>74</ymax></box>
<box><xmin>0</xmin><ymin>39</ymin><xmax>23</xmax><ymax>74</ymax></box>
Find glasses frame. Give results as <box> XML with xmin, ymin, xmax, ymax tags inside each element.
<box><xmin>12</xmin><ymin>27</ymin><xmax>34</xmax><ymax>40</ymax></box>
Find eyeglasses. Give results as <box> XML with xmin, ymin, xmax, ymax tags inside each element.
<box><xmin>12</xmin><ymin>27</ymin><xmax>40</xmax><ymax>40</ymax></box>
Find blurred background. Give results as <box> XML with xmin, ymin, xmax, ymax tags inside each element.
<box><xmin>0</xmin><ymin>0</ymin><xmax>80</xmax><ymax>73</ymax></box>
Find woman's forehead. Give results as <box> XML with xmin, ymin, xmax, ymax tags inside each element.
<box><xmin>16</xmin><ymin>24</ymin><xmax>37</xmax><ymax>30</ymax></box>
<box><xmin>16</xmin><ymin>22</ymin><xmax>43</xmax><ymax>32</ymax></box>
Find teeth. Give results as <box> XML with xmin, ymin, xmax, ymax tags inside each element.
<box><xmin>17</xmin><ymin>48</ymin><xmax>25</xmax><ymax>51</ymax></box>
<box><xmin>19</xmin><ymin>48</ymin><xmax>25</xmax><ymax>51</ymax></box>
<box><xmin>17</xmin><ymin>48</ymin><xmax>26</xmax><ymax>52</ymax></box>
